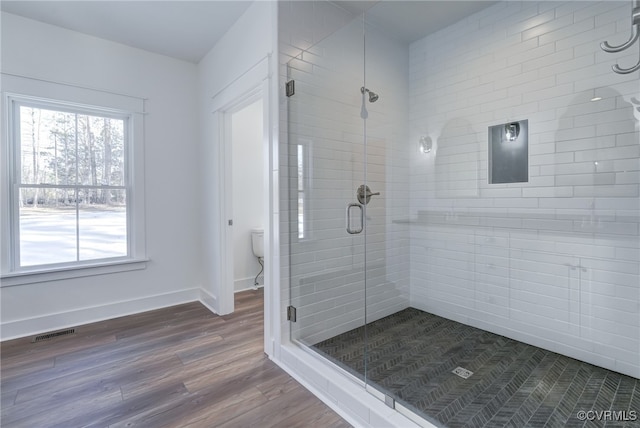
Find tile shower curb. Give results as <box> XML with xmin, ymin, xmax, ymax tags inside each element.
<box><xmin>273</xmin><ymin>343</ymin><xmax>434</xmax><ymax>428</ymax></box>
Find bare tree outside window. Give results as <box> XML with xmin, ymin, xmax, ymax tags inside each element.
<box><xmin>16</xmin><ymin>104</ymin><xmax>128</xmax><ymax>266</ymax></box>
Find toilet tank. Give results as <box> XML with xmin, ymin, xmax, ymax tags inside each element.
<box><xmin>251</xmin><ymin>229</ymin><xmax>264</xmax><ymax>258</ymax></box>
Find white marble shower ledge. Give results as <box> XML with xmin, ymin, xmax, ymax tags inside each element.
<box><xmin>392</xmin><ymin>210</ymin><xmax>640</xmax><ymax>241</ymax></box>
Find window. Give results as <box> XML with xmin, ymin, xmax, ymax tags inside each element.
<box><xmin>297</xmin><ymin>144</ymin><xmax>305</xmax><ymax>239</ymax></box>
<box><xmin>296</xmin><ymin>140</ymin><xmax>312</xmax><ymax>241</ymax></box>
<box><xmin>2</xmin><ymin>89</ymin><xmax>146</xmax><ymax>281</ymax></box>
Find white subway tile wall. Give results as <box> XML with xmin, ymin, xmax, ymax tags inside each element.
<box><xmin>410</xmin><ymin>1</ymin><xmax>639</xmax><ymax>378</ymax></box>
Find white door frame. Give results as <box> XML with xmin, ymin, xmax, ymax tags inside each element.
<box><xmin>218</xmin><ymin>88</ymin><xmax>263</xmax><ymax>315</ymax></box>
<box><xmin>210</xmin><ymin>55</ymin><xmax>274</xmax><ymax>355</ymax></box>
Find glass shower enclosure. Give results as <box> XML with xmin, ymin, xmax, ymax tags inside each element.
<box><xmin>285</xmin><ymin>10</ymin><xmax>411</xmax><ymax>333</ymax></box>
<box><xmin>286</xmin><ymin>6</ymin><xmax>420</xmax><ymax>414</ymax></box>
<box><xmin>284</xmin><ymin>0</ymin><xmax>639</xmax><ymax>424</ymax></box>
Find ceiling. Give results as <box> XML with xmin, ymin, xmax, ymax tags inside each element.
<box><xmin>1</xmin><ymin>1</ymin><xmax>496</xmax><ymax>63</ymax></box>
<box><xmin>363</xmin><ymin>1</ymin><xmax>497</xmax><ymax>44</ymax></box>
<box><xmin>0</xmin><ymin>1</ymin><xmax>253</xmax><ymax>63</ymax></box>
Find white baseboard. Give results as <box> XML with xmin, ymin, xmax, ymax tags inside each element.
<box><xmin>1</xmin><ymin>288</ymin><xmax>201</xmax><ymax>341</ymax></box>
<box><xmin>199</xmin><ymin>288</ymin><xmax>219</xmax><ymax>314</ymax></box>
<box><xmin>234</xmin><ymin>276</ymin><xmax>263</xmax><ymax>292</ymax></box>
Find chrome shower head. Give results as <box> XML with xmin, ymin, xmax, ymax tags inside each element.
<box><xmin>361</xmin><ymin>87</ymin><xmax>379</xmax><ymax>103</ymax></box>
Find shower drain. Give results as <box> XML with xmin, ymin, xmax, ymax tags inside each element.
<box><xmin>452</xmin><ymin>366</ymin><xmax>474</xmax><ymax>379</ymax></box>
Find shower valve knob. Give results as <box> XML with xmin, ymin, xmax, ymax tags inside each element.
<box><xmin>357</xmin><ymin>185</ymin><xmax>380</xmax><ymax>205</ymax></box>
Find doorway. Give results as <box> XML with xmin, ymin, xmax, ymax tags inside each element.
<box><xmin>207</xmin><ymin>55</ymin><xmax>275</xmax><ymax>357</ymax></box>
<box><xmin>230</xmin><ymin>99</ymin><xmax>265</xmax><ymax>293</ymax></box>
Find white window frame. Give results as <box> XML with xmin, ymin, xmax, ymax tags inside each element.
<box><xmin>1</xmin><ymin>76</ymin><xmax>147</xmax><ymax>286</ymax></box>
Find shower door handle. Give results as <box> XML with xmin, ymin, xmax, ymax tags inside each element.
<box><xmin>346</xmin><ymin>203</ymin><xmax>364</xmax><ymax>234</ymax></box>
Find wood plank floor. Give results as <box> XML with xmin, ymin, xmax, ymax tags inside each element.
<box><xmin>1</xmin><ymin>289</ymin><xmax>351</xmax><ymax>428</ymax></box>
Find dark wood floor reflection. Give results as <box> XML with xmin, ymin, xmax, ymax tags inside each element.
<box><xmin>1</xmin><ymin>289</ymin><xmax>351</xmax><ymax>428</ymax></box>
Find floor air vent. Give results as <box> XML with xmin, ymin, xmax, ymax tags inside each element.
<box><xmin>32</xmin><ymin>328</ymin><xmax>76</xmax><ymax>343</ymax></box>
<box><xmin>452</xmin><ymin>366</ymin><xmax>473</xmax><ymax>379</ymax></box>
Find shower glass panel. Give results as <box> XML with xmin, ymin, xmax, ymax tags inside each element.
<box><xmin>285</xmin><ymin>0</ymin><xmax>414</xmax><ymax>402</ymax></box>
<box><xmin>286</xmin><ymin>15</ymin><xmax>369</xmax><ymax>372</ymax></box>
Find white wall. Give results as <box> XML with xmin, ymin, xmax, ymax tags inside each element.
<box><xmin>232</xmin><ymin>99</ymin><xmax>264</xmax><ymax>291</ymax></box>
<box><xmin>197</xmin><ymin>0</ymin><xmax>275</xmax><ymax>313</ymax></box>
<box><xmin>409</xmin><ymin>1</ymin><xmax>639</xmax><ymax>378</ymax></box>
<box><xmin>0</xmin><ymin>12</ymin><xmax>202</xmax><ymax>339</ymax></box>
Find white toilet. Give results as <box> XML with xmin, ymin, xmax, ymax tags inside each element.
<box><xmin>251</xmin><ymin>229</ymin><xmax>264</xmax><ymax>259</ymax></box>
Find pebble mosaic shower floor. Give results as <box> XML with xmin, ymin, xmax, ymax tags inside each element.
<box><xmin>312</xmin><ymin>308</ymin><xmax>640</xmax><ymax>428</ymax></box>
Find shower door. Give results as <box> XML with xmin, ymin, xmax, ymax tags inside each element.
<box><xmin>286</xmin><ymin>5</ymin><xmax>412</xmax><ymax>402</ymax></box>
<box><xmin>287</xmin><ymin>16</ymin><xmax>369</xmax><ymax>368</ymax></box>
